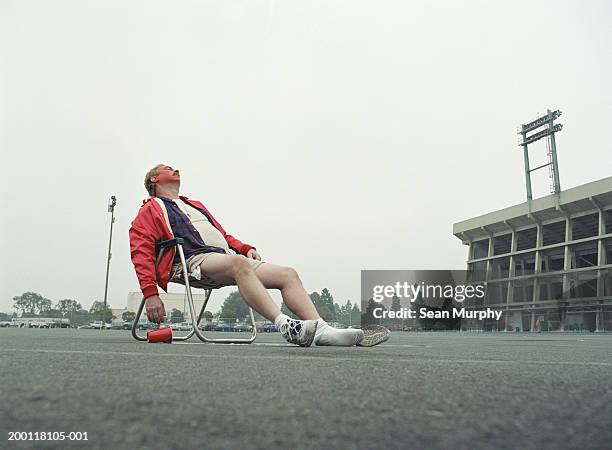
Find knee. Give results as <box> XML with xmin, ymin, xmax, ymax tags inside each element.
<box><xmin>280</xmin><ymin>266</ymin><xmax>300</xmax><ymax>286</ymax></box>
<box><xmin>230</xmin><ymin>255</ymin><xmax>252</xmax><ymax>277</ymax></box>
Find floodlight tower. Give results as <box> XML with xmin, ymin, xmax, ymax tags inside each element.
<box><xmin>518</xmin><ymin>109</ymin><xmax>563</xmax><ymax>200</ymax></box>
<box><xmin>103</xmin><ymin>195</ymin><xmax>117</xmax><ymax>326</ymax></box>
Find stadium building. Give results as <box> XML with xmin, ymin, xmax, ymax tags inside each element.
<box><xmin>453</xmin><ymin>176</ymin><xmax>612</xmax><ymax>332</ymax></box>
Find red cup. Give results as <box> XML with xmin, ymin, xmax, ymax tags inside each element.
<box><xmin>147</xmin><ymin>327</ymin><xmax>173</xmax><ymax>343</ymax></box>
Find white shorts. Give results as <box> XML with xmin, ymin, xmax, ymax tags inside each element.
<box><xmin>170</xmin><ymin>252</ymin><xmax>265</xmax><ymax>290</ymax></box>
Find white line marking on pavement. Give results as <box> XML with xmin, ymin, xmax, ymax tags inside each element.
<box><xmin>1</xmin><ymin>348</ymin><xmax>611</xmax><ymax>367</ymax></box>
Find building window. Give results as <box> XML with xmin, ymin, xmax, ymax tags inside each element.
<box><xmin>538</xmin><ymin>275</ymin><xmax>564</xmax><ymax>301</ymax></box>
<box><xmin>605</xmin><ymin>238</ymin><xmax>612</xmax><ymax>266</ymax></box>
<box><xmin>516</xmin><ymin>227</ymin><xmax>537</xmax><ymax>251</ymax></box>
<box><xmin>571</xmin><ymin>213</ymin><xmax>599</xmax><ymax>240</ymax></box>
<box><xmin>485</xmin><ymin>282</ymin><xmax>508</xmax><ymax>305</ymax></box>
<box><xmin>602</xmin><ymin>269</ymin><xmax>612</xmax><ymax>297</ymax></box>
<box><xmin>567</xmin><ymin>270</ymin><xmax>598</xmax><ymax>299</ymax></box>
<box><xmin>543</xmin><ymin>220</ymin><xmax>566</xmax><ymax>246</ymax></box>
<box><xmin>514</xmin><ymin>252</ymin><xmax>536</xmax><ymax>276</ymax></box>
<box><xmin>489</xmin><ymin>257</ymin><xmax>510</xmax><ymax>280</ymax></box>
<box><xmin>468</xmin><ymin>261</ymin><xmax>487</xmax><ymax>282</ymax></box>
<box><xmin>604</xmin><ymin>210</ymin><xmax>612</xmax><ymax>234</ymax></box>
<box><xmin>540</xmin><ymin>247</ymin><xmax>565</xmax><ymax>273</ymax></box>
<box><xmin>570</xmin><ymin>241</ymin><xmax>598</xmax><ymax>269</ymax></box>
<box><xmin>471</xmin><ymin>239</ymin><xmax>489</xmax><ymax>259</ymax></box>
<box><xmin>511</xmin><ymin>279</ymin><xmax>533</xmax><ymax>303</ymax></box>
<box><xmin>493</xmin><ymin>234</ymin><xmax>512</xmax><ymax>255</ymax></box>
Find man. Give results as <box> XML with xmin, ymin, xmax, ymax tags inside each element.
<box><xmin>129</xmin><ymin>164</ymin><xmax>369</xmax><ymax>346</ymax></box>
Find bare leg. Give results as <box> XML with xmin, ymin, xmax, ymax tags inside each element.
<box><xmin>253</xmin><ymin>263</ymin><xmax>320</xmax><ymax>321</ymax></box>
<box><xmin>198</xmin><ymin>254</ymin><xmax>281</xmax><ymax>321</ymax></box>
<box><xmin>254</xmin><ymin>262</ymin><xmax>364</xmax><ymax>346</ymax></box>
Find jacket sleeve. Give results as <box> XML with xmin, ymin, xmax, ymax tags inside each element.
<box><xmin>129</xmin><ymin>206</ymin><xmax>162</xmax><ymax>299</ymax></box>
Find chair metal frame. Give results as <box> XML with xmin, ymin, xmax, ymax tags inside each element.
<box><xmin>131</xmin><ymin>238</ymin><xmax>257</xmax><ymax>344</ymax></box>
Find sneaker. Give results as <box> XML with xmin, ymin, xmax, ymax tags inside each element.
<box><xmin>356</xmin><ymin>325</ymin><xmax>390</xmax><ymax>347</ymax></box>
<box><xmin>278</xmin><ymin>318</ymin><xmax>318</xmax><ymax>347</ymax></box>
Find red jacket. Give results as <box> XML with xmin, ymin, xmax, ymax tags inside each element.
<box><xmin>129</xmin><ymin>195</ymin><xmax>255</xmax><ymax>299</ymax></box>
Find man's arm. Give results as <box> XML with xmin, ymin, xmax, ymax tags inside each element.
<box><xmin>129</xmin><ymin>206</ymin><xmax>167</xmax><ymax>322</ymax></box>
<box><xmin>129</xmin><ymin>211</ymin><xmax>159</xmax><ymax>299</ymax></box>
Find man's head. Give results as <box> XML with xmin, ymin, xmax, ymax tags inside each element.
<box><xmin>144</xmin><ymin>164</ymin><xmax>181</xmax><ymax>196</ymax></box>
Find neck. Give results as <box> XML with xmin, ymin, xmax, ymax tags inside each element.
<box><xmin>155</xmin><ymin>183</ymin><xmax>180</xmax><ymax>199</ymax></box>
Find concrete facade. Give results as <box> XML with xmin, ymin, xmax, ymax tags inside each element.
<box><xmin>453</xmin><ymin>176</ymin><xmax>612</xmax><ymax>331</ymax></box>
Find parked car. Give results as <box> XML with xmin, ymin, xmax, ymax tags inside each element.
<box><xmin>233</xmin><ymin>323</ymin><xmax>252</xmax><ymax>333</ymax></box>
<box><xmin>213</xmin><ymin>323</ymin><xmax>234</xmax><ymax>332</ymax></box>
<box><xmin>260</xmin><ymin>323</ymin><xmax>277</xmax><ymax>333</ymax></box>
<box><xmin>171</xmin><ymin>322</ymin><xmax>192</xmax><ymax>331</ymax></box>
<box><xmin>77</xmin><ymin>324</ymin><xmax>92</xmax><ymax>329</ymax></box>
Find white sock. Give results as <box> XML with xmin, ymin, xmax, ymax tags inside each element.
<box><xmin>274</xmin><ymin>313</ymin><xmax>292</xmax><ymax>330</ymax></box>
<box><xmin>313</xmin><ymin>319</ymin><xmax>364</xmax><ymax>346</ymax></box>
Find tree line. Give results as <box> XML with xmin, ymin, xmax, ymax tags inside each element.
<box><xmin>11</xmin><ymin>292</ymin><xmax>115</xmax><ymax>326</ymax></box>
<box><xmin>9</xmin><ymin>288</ymin><xmax>363</xmax><ymax>327</ymax></box>
<box><xmin>216</xmin><ymin>287</ymin><xmax>361</xmax><ymax>326</ymax></box>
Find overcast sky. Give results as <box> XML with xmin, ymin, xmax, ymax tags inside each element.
<box><xmin>1</xmin><ymin>0</ymin><xmax>611</xmax><ymax>314</ymax></box>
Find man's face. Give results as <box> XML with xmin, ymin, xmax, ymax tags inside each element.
<box><xmin>153</xmin><ymin>165</ymin><xmax>180</xmax><ymax>186</ymax></box>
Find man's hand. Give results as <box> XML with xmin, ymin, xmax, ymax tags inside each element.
<box><xmin>145</xmin><ymin>295</ymin><xmax>166</xmax><ymax>323</ymax></box>
<box><xmin>246</xmin><ymin>249</ymin><xmax>261</xmax><ymax>261</ymax></box>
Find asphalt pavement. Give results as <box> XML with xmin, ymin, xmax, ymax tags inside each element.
<box><xmin>1</xmin><ymin>329</ymin><xmax>611</xmax><ymax>450</ymax></box>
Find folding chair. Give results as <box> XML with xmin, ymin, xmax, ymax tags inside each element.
<box><xmin>131</xmin><ymin>238</ymin><xmax>257</xmax><ymax>344</ymax></box>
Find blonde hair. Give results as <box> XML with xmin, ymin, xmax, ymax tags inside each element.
<box><xmin>144</xmin><ymin>164</ymin><xmax>164</xmax><ymax>196</ymax></box>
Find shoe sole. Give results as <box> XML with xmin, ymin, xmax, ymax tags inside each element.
<box><xmin>298</xmin><ymin>320</ymin><xmax>318</xmax><ymax>347</ymax></box>
<box><xmin>357</xmin><ymin>325</ymin><xmax>390</xmax><ymax>347</ymax></box>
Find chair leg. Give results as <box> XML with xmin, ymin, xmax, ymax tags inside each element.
<box><xmin>131</xmin><ymin>297</ymin><xmax>148</xmax><ymax>341</ymax></box>
<box><xmin>194</xmin><ymin>289</ymin><xmax>257</xmax><ymax>344</ymax></box>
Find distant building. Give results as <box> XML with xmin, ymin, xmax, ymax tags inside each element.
<box><xmin>453</xmin><ymin>176</ymin><xmax>612</xmax><ymax>331</ymax></box>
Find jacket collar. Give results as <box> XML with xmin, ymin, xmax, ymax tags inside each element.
<box><xmin>142</xmin><ymin>194</ymin><xmax>192</xmax><ymax>206</ymax></box>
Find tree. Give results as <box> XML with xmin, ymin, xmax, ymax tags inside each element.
<box><xmin>39</xmin><ymin>298</ymin><xmax>53</xmax><ymax>314</ymax></box>
<box><xmin>337</xmin><ymin>300</ymin><xmax>359</xmax><ymax>327</ymax></box>
<box><xmin>219</xmin><ymin>291</ymin><xmax>249</xmax><ymax>322</ymax></box>
<box><xmin>320</xmin><ymin>289</ymin><xmax>336</xmax><ymax>320</ymax></box>
<box><xmin>351</xmin><ymin>303</ymin><xmax>361</xmax><ymax>327</ymax></box>
<box><xmin>44</xmin><ymin>308</ymin><xmax>63</xmax><ymax>318</ymax></box>
<box><xmin>170</xmin><ymin>308</ymin><xmax>185</xmax><ymax>323</ymax></box>
<box><xmin>13</xmin><ymin>292</ymin><xmax>52</xmax><ymax>315</ymax></box>
<box><xmin>56</xmin><ymin>299</ymin><xmax>82</xmax><ymax>318</ymax></box>
<box><xmin>122</xmin><ymin>311</ymin><xmax>136</xmax><ymax>323</ymax></box>
<box><xmin>310</xmin><ymin>289</ymin><xmax>335</xmax><ymax>321</ymax></box>
<box><xmin>71</xmin><ymin>309</ymin><xmax>91</xmax><ymax>326</ymax></box>
<box><xmin>390</xmin><ymin>295</ymin><xmax>402</xmax><ymax>329</ymax></box>
<box><xmin>203</xmin><ymin>311</ymin><xmax>213</xmax><ymax>322</ymax></box>
<box><xmin>362</xmin><ymin>298</ymin><xmax>385</xmax><ymax>325</ymax></box>
<box><xmin>89</xmin><ymin>301</ymin><xmax>115</xmax><ymax>322</ymax></box>
<box><xmin>334</xmin><ymin>303</ymin><xmax>342</xmax><ymax>321</ymax></box>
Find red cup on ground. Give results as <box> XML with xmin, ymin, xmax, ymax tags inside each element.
<box><xmin>147</xmin><ymin>327</ymin><xmax>173</xmax><ymax>343</ymax></box>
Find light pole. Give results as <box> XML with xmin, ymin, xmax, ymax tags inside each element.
<box><xmin>103</xmin><ymin>196</ymin><xmax>117</xmax><ymax>328</ymax></box>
